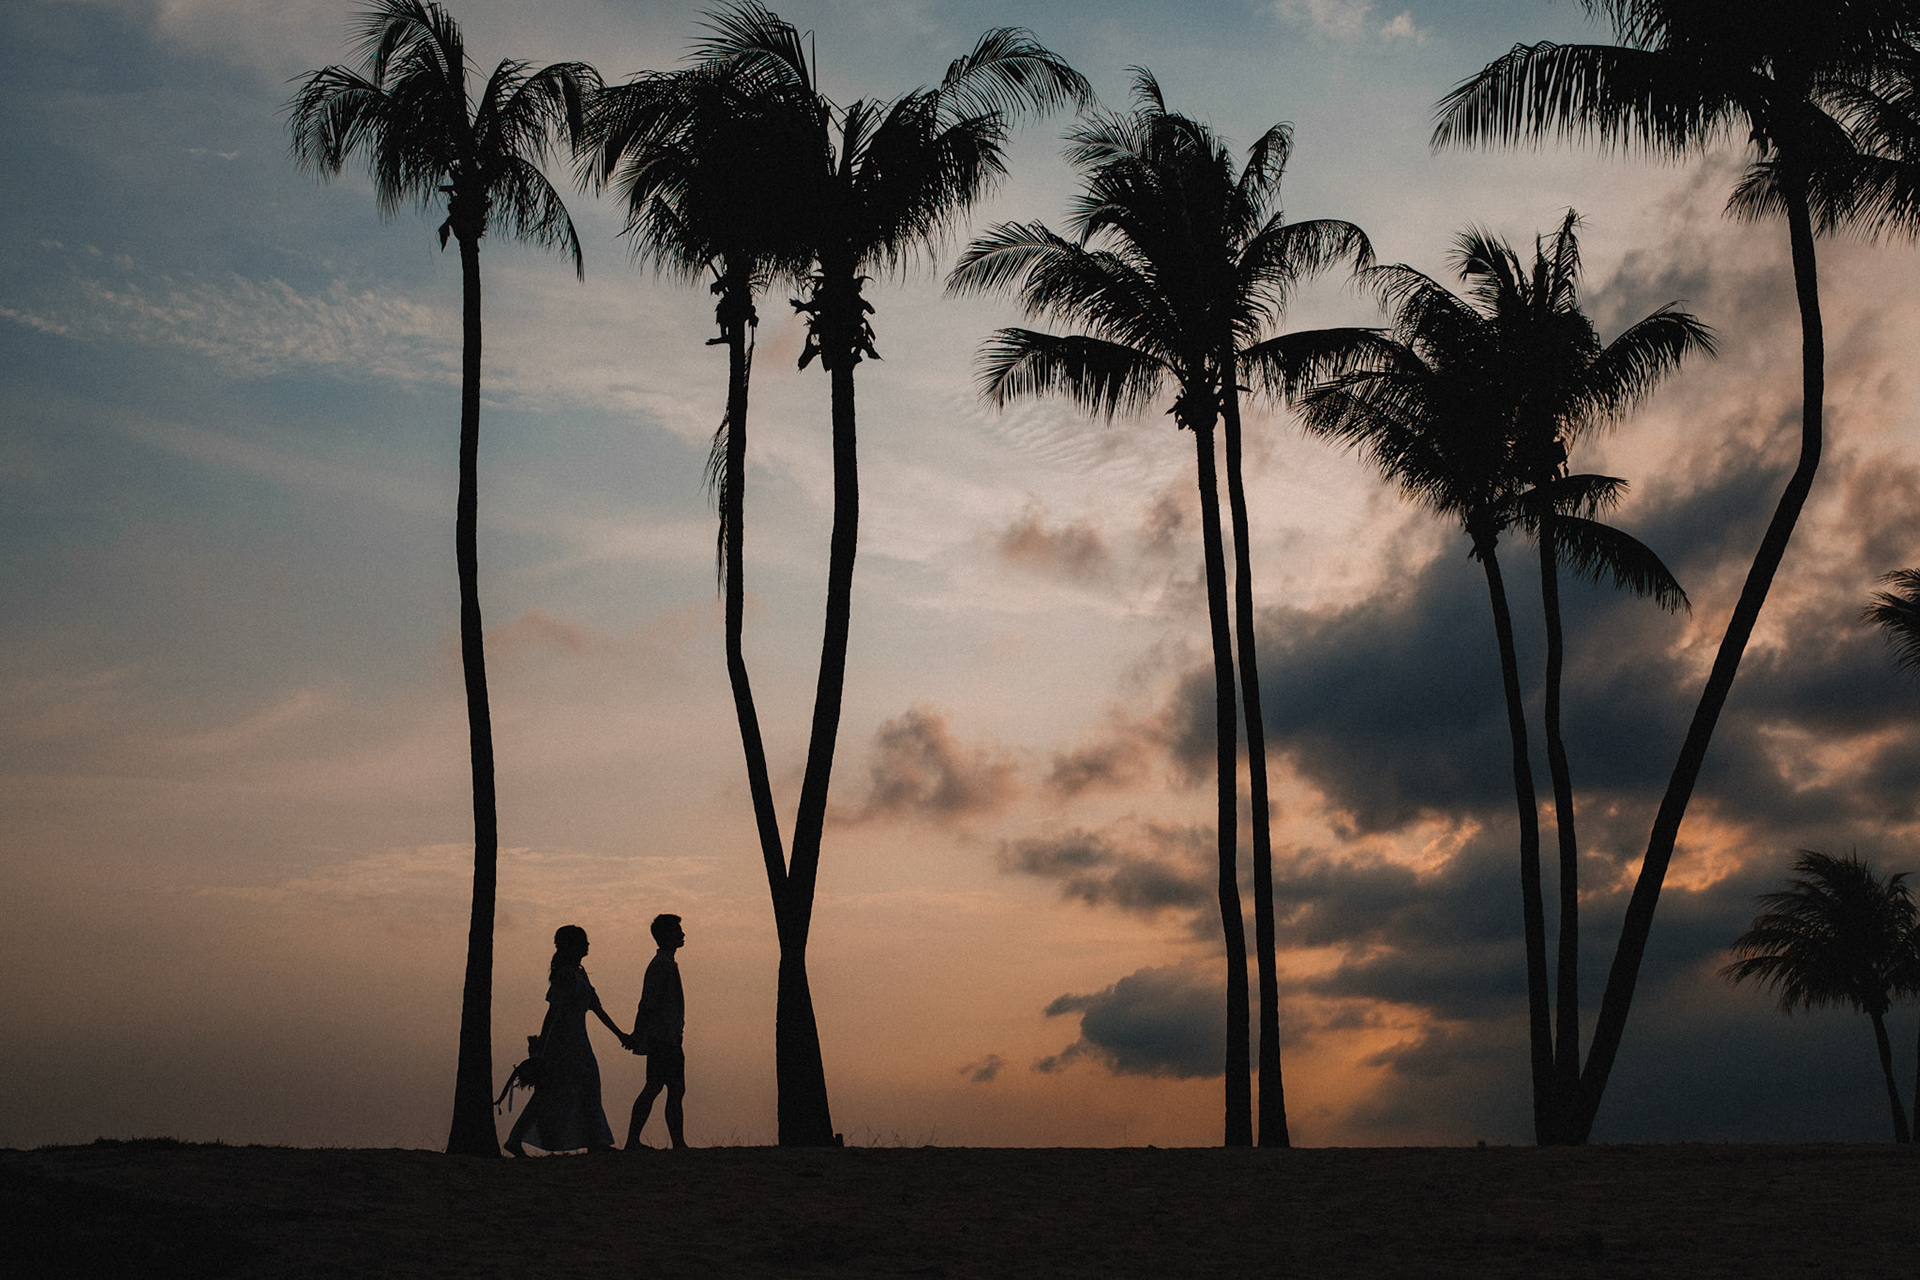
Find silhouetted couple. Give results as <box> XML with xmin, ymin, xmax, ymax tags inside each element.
<box><xmin>503</xmin><ymin>914</ymin><xmax>689</xmax><ymax>1156</ymax></box>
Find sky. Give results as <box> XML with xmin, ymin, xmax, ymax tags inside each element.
<box><xmin>5</xmin><ymin>0</ymin><xmax>1920</xmax><ymax>1150</ymax></box>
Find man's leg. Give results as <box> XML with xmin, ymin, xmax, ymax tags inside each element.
<box><xmin>665</xmin><ymin>1082</ymin><xmax>686</xmax><ymax>1150</ymax></box>
<box><xmin>626</xmin><ymin>1082</ymin><xmax>662</xmax><ymax>1149</ymax></box>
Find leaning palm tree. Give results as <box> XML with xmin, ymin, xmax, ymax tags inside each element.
<box><xmin>1282</xmin><ymin>221</ymin><xmax>1700</xmax><ymax>1143</ymax></box>
<box><xmin>1722</xmin><ymin>849</ymin><xmax>1919</xmax><ymax>1142</ymax></box>
<box><xmin>289</xmin><ymin>0</ymin><xmax>595</xmax><ymax>1157</ymax></box>
<box><xmin>1433</xmin><ymin>0</ymin><xmax>1919</xmax><ymax>1144</ymax></box>
<box><xmin>950</xmin><ymin>70</ymin><xmax>1369</xmax><ymax>1146</ymax></box>
<box><xmin>629</xmin><ymin>4</ymin><xmax>1086</xmax><ymax>1146</ymax></box>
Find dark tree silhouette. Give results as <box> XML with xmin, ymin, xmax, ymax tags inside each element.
<box><xmin>1866</xmin><ymin>569</ymin><xmax>1920</xmax><ymax>674</ymax></box>
<box><xmin>578</xmin><ymin>6</ymin><xmax>818</xmax><ymax>1144</ymax></box>
<box><xmin>1722</xmin><ymin>849</ymin><xmax>1920</xmax><ymax>1142</ymax></box>
<box><xmin>593</xmin><ymin>3</ymin><xmax>1086</xmax><ymax>1146</ymax></box>
<box><xmin>950</xmin><ymin>71</ymin><xmax>1369</xmax><ymax>1145</ymax></box>
<box><xmin>1864</xmin><ymin>567</ymin><xmax>1920</xmax><ymax>1124</ymax></box>
<box><xmin>288</xmin><ymin>0</ymin><xmax>595</xmax><ymax>1158</ymax></box>
<box><xmin>1433</xmin><ymin>0</ymin><xmax>1918</xmax><ymax>1143</ymax></box>
<box><xmin>1277</xmin><ymin>218</ymin><xmax>1701</xmax><ymax>1142</ymax></box>
<box><xmin>1453</xmin><ymin>212</ymin><xmax>1705</xmax><ymax>1138</ymax></box>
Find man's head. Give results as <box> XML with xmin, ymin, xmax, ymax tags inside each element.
<box><xmin>651</xmin><ymin>913</ymin><xmax>685</xmax><ymax>949</ymax></box>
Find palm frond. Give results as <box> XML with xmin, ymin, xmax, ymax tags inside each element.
<box><xmin>1434</xmin><ymin>40</ymin><xmax>1740</xmax><ymax>156</ymax></box>
<box><xmin>691</xmin><ymin>0</ymin><xmax>815</xmax><ymax>95</ymax></box>
<box><xmin>978</xmin><ymin>328</ymin><xmax>1171</xmax><ymax>419</ymax></box>
<box><xmin>1236</xmin><ymin>217</ymin><xmax>1373</xmax><ymax>325</ymax></box>
<box><xmin>935</xmin><ymin>26</ymin><xmax>1092</xmax><ymax>123</ymax></box>
<box><xmin>489</xmin><ymin>154</ymin><xmax>585</xmax><ymax>276</ymax></box>
<box><xmin>1865</xmin><ymin>567</ymin><xmax>1920</xmax><ymax>673</ymax></box>
<box><xmin>1543</xmin><ymin>513</ymin><xmax>1688</xmax><ymax>610</ymax></box>
<box><xmin>1569</xmin><ymin>305</ymin><xmax>1716</xmax><ymax>429</ymax></box>
<box><xmin>1241</xmin><ymin>327</ymin><xmax>1393</xmax><ymax>401</ymax></box>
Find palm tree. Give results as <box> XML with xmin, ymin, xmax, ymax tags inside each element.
<box><xmin>950</xmin><ymin>71</ymin><xmax>1370</xmax><ymax>1146</ymax></box>
<box><xmin>288</xmin><ymin>0</ymin><xmax>595</xmax><ymax>1157</ymax></box>
<box><xmin>612</xmin><ymin>4</ymin><xmax>1086</xmax><ymax>1146</ymax></box>
<box><xmin>579</xmin><ymin>11</ymin><xmax>823</xmax><ymax>1143</ymax></box>
<box><xmin>1280</xmin><ymin>220</ymin><xmax>1701</xmax><ymax>1142</ymax></box>
<box><xmin>1433</xmin><ymin>0</ymin><xmax>1920</xmax><ymax>1144</ymax></box>
<box><xmin>1723</xmin><ymin>849</ymin><xmax>1919</xmax><ymax>1141</ymax></box>
<box><xmin>1450</xmin><ymin>212</ymin><xmax>1706</xmax><ymax>1138</ymax></box>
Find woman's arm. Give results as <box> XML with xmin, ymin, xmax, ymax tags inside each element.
<box><xmin>594</xmin><ymin>1004</ymin><xmax>631</xmax><ymax>1045</ymax></box>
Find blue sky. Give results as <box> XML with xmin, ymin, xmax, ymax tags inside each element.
<box><xmin>6</xmin><ymin>0</ymin><xmax>1920</xmax><ymax>1150</ymax></box>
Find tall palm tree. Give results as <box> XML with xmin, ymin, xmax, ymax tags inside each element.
<box><xmin>288</xmin><ymin>0</ymin><xmax>595</xmax><ymax>1157</ymax></box>
<box><xmin>614</xmin><ymin>3</ymin><xmax>1086</xmax><ymax>1146</ymax></box>
<box><xmin>950</xmin><ymin>71</ymin><xmax>1369</xmax><ymax>1146</ymax></box>
<box><xmin>579</xmin><ymin>11</ymin><xmax>823</xmax><ymax>1142</ymax></box>
<box><xmin>1281</xmin><ymin>221</ymin><xmax>1700</xmax><ymax>1142</ymax></box>
<box><xmin>1722</xmin><ymin>849</ymin><xmax>1919</xmax><ymax>1141</ymax></box>
<box><xmin>1450</xmin><ymin>212</ymin><xmax>1706</xmax><ymax>1137</ymax></box>
<box><xmin>1433</xmin><ymin>0</ymin><xmax>1920</xmax><ymax>1143</ymax></box>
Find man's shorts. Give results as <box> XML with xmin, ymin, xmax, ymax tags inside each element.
<box><xmin>645</xmin><ymin>1041</ymin><xmax>686</xmax><ymax>1089</ymax></box>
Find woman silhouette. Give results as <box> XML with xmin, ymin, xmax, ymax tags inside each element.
<box><xmin>504</xmin><ymin>925</ymin><xmax>629</xmax><ymax>1156</ymax></box>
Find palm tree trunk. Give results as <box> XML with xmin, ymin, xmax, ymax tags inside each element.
<box><xmin>1910</xmin><ymin>1013</ymin><xmax>1918</xmax><ymax>1143</ymax></box>
<box><xmin>1219</xmin><ymin>367</ymin><xmax>1287</xmax><ymax>1147</ymax></box>
<box><xmin>1870</xmin><ymin>1009</ymin><xmax>1911</xmax><ymax>1143</ymax></box>
<box><xmin>775</xmin><ymin>274</ymin><xmax>867</xmax><ymax>1147</ymax></box>
<box><xmin>1573</xmin><ymin>175</ymin><xmax>1825</xmax><ymax>1144</ymax></box>
<box><xmin>446</xmin><ymin>230</ymin><xmax>501</xmax><ymax>1158</ymax></box>
<box><xmin>1194</xmin><ymin>418</ymin><xmax>1252</xmax><ymax>1147</ymax></box>
<box><xmin>1538</xmin><ymin>518</ymin><xmax>1580</xmax><ymax>1142</ymax></box>
<box><xmin>716</xmin><ymin>281</ymin><xmax>793</xmax><ymax>945</ymax></box>
<box><xmin>1477</xmin><ymin>532</ymin><xmax>1554</xmax><ymax>1145</ymax></box>
<box><xmin>714</xmin><ymin>284</ymin><xmax>832</xmax><ymax>1145</ymax></box>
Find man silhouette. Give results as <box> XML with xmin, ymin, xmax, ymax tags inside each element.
<box><xmin>625</xmin><ymin>913</ymin><xmax>688</xmax><ymax>1150</ymax></box>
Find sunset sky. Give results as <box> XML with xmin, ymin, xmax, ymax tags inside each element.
<box><xmin>7</xmin><ymin>0</ymin><xmax>1920</xmax><ymax>1151</ymax></box>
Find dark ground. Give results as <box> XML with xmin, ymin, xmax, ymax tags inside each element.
<box><xmin>2</xmin><ymin>1139</ymin><xmax>1912</xmax><ymax>1278</ymax></box>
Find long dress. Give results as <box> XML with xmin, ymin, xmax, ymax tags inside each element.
<box><xmin>516</xmin><ymin>965</ymin><xmax>615</xmax><ymax>1152</ymax></box>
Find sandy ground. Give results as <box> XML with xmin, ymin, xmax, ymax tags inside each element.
<box><xmin>3</xmin><ymin>1139</ymin><xmax>1914</xmax><ymax>1278</ymax></box>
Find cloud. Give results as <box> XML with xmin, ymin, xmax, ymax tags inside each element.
<box><xmin>1269</xmin><ymin>0</ymin><xmax>1427</xmax><ymax>43</ymax></box>
<box><xmin>5</xmin><ymin>264</ymin><xmax>461</xmax><ymax>388</ymax></box>
<box><xmin>958</xmin><ymin>1054</ymin><xmax>1005</xmax><ymax>1084</ymax></box>
<box><xmin>1376</xmin><ymin>11</ymin><xmax>1429</xmax><ymax>43</ymax></box>
<box><xmin>1001</xmin><ymin>821</ymin><xmax>1212</xmax><ymax>919</ymax></box>
<box><xmin>996</xmin><ymin>501</ymin><xmax>1111</xmax><ymax>582</ymax></box>
<box><xmin>850</xmin><ymin>706</ymin><xmax>1021</xmax><ymax>825</ymax></box>
<box><xmin>1043</xmin><ymin>710</ymin><xmax>1169</xmax><ymax>797</ymax></box>
<box><xmin>1035</xmin><ymin>963</ymin><xmax>1226</xmax><ymax>1079</ymax></box>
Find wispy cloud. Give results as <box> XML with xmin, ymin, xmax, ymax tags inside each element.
<box><xmin>1269</xmin><ymin>1</ymin><xmax>1429</xmax><ymax>44</ymax></box>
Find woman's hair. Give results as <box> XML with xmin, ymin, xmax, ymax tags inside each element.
<box><xmin>549</xmin><ymin>924</ymin><xmax>589</xmax><ymax>982</ymax></box>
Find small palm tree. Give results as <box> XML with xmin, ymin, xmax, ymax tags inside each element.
<box><xmin>1723</xmin><ymin>850</ymin><xmax>1920</xmax><ymax>1142</ymax></box>
<box><xmin>1433</xmin><ymin>0</ymin><xmax>1916</xmax><ymax>1145</ymax></box>
<box><xmin>288</xmin><ymin>0</ymin><xmax>595</xmax><ymax>1157</ymax></box>
<box><xmin>615</xmin><ymin>3</ymin><xmax>1086</xmax><ymax>1146</ymax></box>
<box><xmin>951</xmin><ymin>71</ymin><xmax>1370</xmax><ymax>1146</ymax></box>
<box><xmin>1282</xmin><ymin>218</ymin><xmax>1702</xmax><ymax>1143</ymax></box>
<box><xmin>1864</xmin><ymin>567</ymin><xmax>1920</xmax><ymax>1123</ymax></box>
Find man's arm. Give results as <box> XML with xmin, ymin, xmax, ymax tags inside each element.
<box><xmin>633</xmin><ymin>958</ymin><xmax>666</xmax><ymax>1039</ymax></box>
